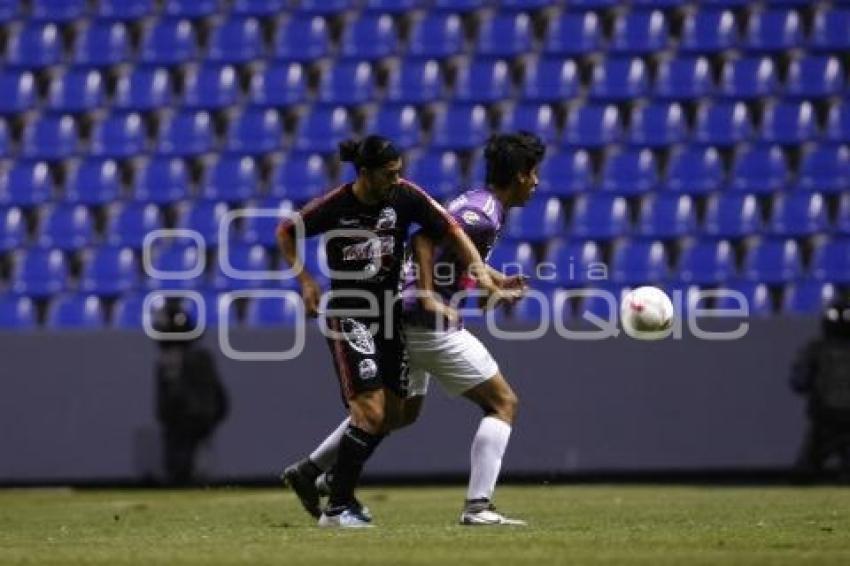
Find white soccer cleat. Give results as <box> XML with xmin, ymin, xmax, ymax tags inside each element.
<box><xmin>460</xmin><ymin>502</ymin><xmax>527</xmax><ymax>526</ymax></box>
<box><xmin>318</xmin><ymin>506</ymin><xmax>374</xmax><ymax>528</ymax></box>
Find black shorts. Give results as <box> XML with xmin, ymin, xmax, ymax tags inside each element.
<box><xmin>325</xmin><ymin>315</ymin><xmax>409</xmax><ymax>404</ymax></box>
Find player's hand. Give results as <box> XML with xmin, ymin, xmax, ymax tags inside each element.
<box><xmin>299</xmin><ymin>275</ymin><xmax>322</xmax><ymax>318</ymax></box>
<box><xmin>501</xmin><ymin>274</ymin><xmax>530</xmax><ymax>293</ymax></box>
<box><xmin>478</xmin><ymin>274</ymin><xmax>524</xmax><ymax>308</ymax></box>
<box><xmin>421</xmin><ymin>295</ymin><xmax>460</xmax><ymax>325</ymax></box>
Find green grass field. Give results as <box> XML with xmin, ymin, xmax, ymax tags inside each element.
<box><xmin>1</xmin><ymin>485</ymin><xmax>848</xmax><ymax>565</ymax></box>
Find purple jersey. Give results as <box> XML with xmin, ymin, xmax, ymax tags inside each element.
<box><xmin>402</xmin><ymin>188</ymin><xmax>505</xmax><ymax>328</ymax></box>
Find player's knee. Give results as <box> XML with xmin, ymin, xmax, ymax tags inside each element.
<box><xmin>493</xmin><ymin>389</ymin><xmax>519</xmax><ymax>424</ymax></box>
<box><xmin>350</xmin><ymin>397</ymin><xmax>387</xmax><ymax>434</ymax></box>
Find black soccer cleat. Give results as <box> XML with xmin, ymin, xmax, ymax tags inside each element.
<box><xmin>281</xmin><ymin>460</ymin><xmax>322</xmax><ymax>519</ymax></box>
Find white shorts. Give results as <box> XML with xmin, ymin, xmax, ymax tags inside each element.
<box><xmin>403</xmin><ymin>326</ymin><xmax>500</xmax><ymax>397</ymax></box>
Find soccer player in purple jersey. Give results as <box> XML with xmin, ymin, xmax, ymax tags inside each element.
<box><xmin>276</xmin><ymin>135</ymin><xmax>513</xmax><ymax>528</ymax></box>
<box><xmin>285</xmin><ymin>133</ymin><xmax>545</xmax><ymax>526</ymax></box>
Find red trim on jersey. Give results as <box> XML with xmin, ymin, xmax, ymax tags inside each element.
<box><xmin>276</xmin><ymin>183</ymin><xmax>351</xmax><ymax>236</ymax></box>
<box><xmin>329</xmin><ymin>318</ymin><xmax>355</xmax><ymax>400</ymax></box>
<box><xmin>399</xmin><ymin>178</ymin><xmax>460</xmax><ymax>230</ymax></box>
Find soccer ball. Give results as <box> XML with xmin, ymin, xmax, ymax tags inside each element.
<box><xmin>620</xmin><ymin>286</ymin><xmax>675</xmax><ymax>340</ymax></box>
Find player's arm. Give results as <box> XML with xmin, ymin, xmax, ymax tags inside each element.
<box><xmin>411</xmin><ymin>231</ymin><xmax>458</xmax><ymax>324</ymax></box>
<box><xmin>276</xmin><ymin>220</ymin><xmax>322</xmax><ymax>317</ymax></box>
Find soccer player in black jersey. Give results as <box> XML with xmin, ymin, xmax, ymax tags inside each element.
<box><xmin>276</xmin><ymin>135</ymin><xmax>511</xmax><ymax>527</ymax></box>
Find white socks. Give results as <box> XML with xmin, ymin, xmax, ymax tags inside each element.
<box><xmin>467</xmin><ymin>416</ymin><xmax>512</xmax><ymax>501</ymax></box>
<box><xmin>309</xmin><ymin>417</ymin><xmax>350</xmax><ymax>471</ymax></box>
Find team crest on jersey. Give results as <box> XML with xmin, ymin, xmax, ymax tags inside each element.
<box><xmin>358</xmin><ymin>359</ymin><xmax>378</xmax><ymax>380</ymax></box>
<box><xmin>376</xmin><ymin>207</ymin><xmax>397</xmax><ymax>230</ymax></box>
<box><xmin>461</xmin><ymin>210</ymin><xmax>480</xmax><ymax>225</ymax></box>
<box><xmin>341</xmin><ymin>318</ymin><xmax>376</xmax><ymax>355</ymax></box>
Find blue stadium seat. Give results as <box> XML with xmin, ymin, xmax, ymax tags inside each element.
<box><xmin>543</xmin><ymin>239</ymin><xmax>603</xmax><ymax>287</ymax></box>
<box><xmin>812</xmin><ymin>238</ymin><xmax>850</xmax><ymax>283</ymax></box>
<box><xmin>132</xmin><ymin>157</ymin><xmax>190</xmax><ymax>204</ymax></box>
<box><xmin>114</xmin><ymin>66</ymin><xmax>174</xmax><ymax>111</ymax></box>
<box><xmin>293</xmin><ymin>105</ymin><xmax>352</xmax><ymax>154</ymax></box>
<box><xmin>563</xmin><ymin>102</ymin><xmax>622</xmax><ymax>148</ymax></box>
<box><xmin>208</xmin><ymin>17</ymin><xmax>264</xmax><ymax>63</ymax></box>
<box><xmin>611</xmin><ymin>9</ymin><xmax>669</xmax><ymax>54</ymax></box>
<box><xmin>714</xmin><ymin>281</ymin><xmax>772</xmax><ymax>318</ymax></box>
<box><xmin>632</xmin><ymin>0</ymin><xmax>686</xmax><ymax>6</ymax></box>
<box><xmin>318</xmin><ymin>60</ymin><xmax>377</xmax><ymax>105</ymax></box>
<box><xmin>505</xmin><ymin>197</ymin><xmax>566</xmax><ymax>242</ymax></box>
<box><xmin>364</xmin><ymin>0</ymin><xmax>425</xmax><ymax>12</ymax></box>
<box><xmin>241</xmin><ymin>198</ymin><xmax>295</xmax><ymax>247</ymax></box>
<box><xmin>273</xmin><ymin>15</ymin><xmax>330</xmax><ymax>62</ymax></box>
<box><xmin>654</xmin><ymin>56</ymin><xmax>714</xmax><ymax>101</ymax></box>
<box><xmin>0</xmin><ymin>120</ymin><xmax>10</xmax><ymax>158</ymax></box>
<box><xmin>163</xmin><ymin>0</ymin><xmax>221</xmax><ymax>19</ymax></box>
<box><xmin>0</xmin><ymin>207</ymin><xmax>27</xmax><ymax>251</ymax></box>
<box><xmin>467</xmin><ymin>153</ymin><xmax>487</xmax><ymax>187</ymax></box>
<box><xmin>454</xmin><ymin>58</ymin><xmax>512</xmax><ymax>104</ymax></box>
<box><xmin>611</xmin><ymin>240</ymin><xmax>670</xmax><ymax>285</ymax></box>
<box><xmin>521</xmin><ymin>58</ymin><xmax>580</xmax><ymax>103</ymax></box>
<box><xmin>719</xmin><ymin>56</ymin><xmax>779</xmax><ymax>100</ymax></box>
<box><xmin>111</xmin><ymin>292</ymin><xmax>149</xmax><ymax>329</ymax></box>
<box><xmin>769</xmin><ymin>192</ymin><xmax>829</xmax><ymax>237</ymax></box>
<box><xmin>729</xmin><ymin>145</ymin><xmax>789</xmax><ymax>194</ymax></box>
<box><xmin>386</xmin><ymin>58</ymin><xmax>443</xmax><ymax>104</ymax></box>
<box><xmin>22</xmin><ymin>114</ymin><xmax>80</xmax><ymax>160</ymax></box>
<box><xmin>141</xmin><ymin>18</ymin><xmax>199</xmax><ymax>65</ymax></box>
<box><xmin>175</xmin><ymin>201</ymin><xmax>230</xmax><ymax>246</ymax></box>
<box><xmin>599</xmin><ymin>147</ymin><xmax>658</xmax><ymax>195</ymax></box>
<box><xmin>90</xmin><ymin>112</ymin><xmax>147</xmax><ymax>158</ymax></box>
<box><xmin>681</xmin><ymin>8</ymin><xmax>738</xmax><ymax>54</ymax></box>
<box><xmin>760</xmin><ymin>101</ymin><xmax>817</xmax><ymax>145</ymax></box>
<box><xmin>430</xmin><ymin>103</ymin><xmax>489</xmax><ymax>151</ymax></box>
<box><xmin>536</xmin><ymin>149</ymin><xmax>593</xmax><ymax>197</ymax></box>
<box><xmin>65</xmin><ymin>158</ymin><xmax>121</xmax><ymax>205</ymax></box>
<box><xmin>96</xmin><ymin>0</ymin><xmax>156</xmax><ymax>20</ymax></box>
<box><xmin>811</xmin><ymin>7</ymin><xmax>850</xmax><ymax>52</ymax></box>
<box><xmin>677</xmin><ymin>239</ymin><xmax>736</xmax><ymax>284</ymax></box>
<box><xmin>47</xmin><ymin>68</ymin><xmax>105</xmax><ymax>113</ymax></box>
<box><xmin>269</xmin><ymin>153</ymin><xmax>329</xmax><ymax>203</ymax></box>
<box><xmin>156</xmin><ymin>110</ymin><xmax>216</xmax><ymax>157</ymax></box>
<box><xmin>837</xmin><ymin>194</ymin><xmax>850</xmax><ymax>235</ymax></box>
<box><xmin>786</xmin><ymin>56</ymin><xmax>845</xmax><ymax>99</ymax></box>
<box><xmin>500</xmin><ymin>103</ymin><xmax>558</xmax><ymax>145</ymax></box>
<box><xmin>488</xmin><ymin>241</ymin><xmax>535</xmax><ymax>278</ymax></box>
<box><xmin>297</xmin><ymin>0</ymin><xmax>356</xmax><ymax>15</ymax></box>
<box><xmin>46</xmin><ymin>294</ymin><xmax>105</xmax><ymax>330</ymax></box>
<box><xmin>11</xmin><ymin>247</ymin><xmax>70</xmax><ymax>297</ymax></box>
<box><xmin>476</xmin><ymin>12</ymin><xmax>533</xmax><ymax>57</ymax></box>
<box><xmin>589</xmin><ymin>57</ymin><xmax>649</xmax><ymax>101</ymax></box>
<box><xmin>37</xmin><ymin>203</ymin><xmax>96</xmax><ymax>251</ymax></box>
<box><xmin>571</xmin><ymin>194</ymin><xmax>630</xmax><ymax>240</ymax></box>
<box><xmin>0</xmin><ymin>295</ymin><xmax>36</xmax><ymax>330</ymax></box>
<box><xmin>147</xmin><ymin>242</ymin><xmax>206</xmax><ymax>290</ymax></box>
<box><xmin>0</xmin><ymin>161</ymin><xmax>53</xmax><ymax>206</ymax></box>
<box><xmin>408</xmin><ymin>13</ymin><xmax>464</xmax><ymax>58</ymax></box>
<box><xmin>0</xmin><ymin>0</ymin><xmax>22</xmax><ymax>22</ymax></box>
<box><xmin>6</xmin><ymin>22</ymin><xmax>62</xmax><ymax>68</ymax></box>
<box><xmin>106</xmin><ymin>202</ymin><xmax>164</xmax><ymax>247</ymax></box>
<box><xmin>694</xmin><ymin>101</ymin><xmax>754</xmax><ymax>146</ymax></box>
<box><xmin>211</xmin><ymin>243</ymin><xmax>272</xmax><ymax>291</ymax></box>
<box><xmin>182</xmin><ymin>63</ymin><xmax>240</xmax><ymax>110</ymax></box>
<box><xmin>80</xmin><ymin>245</ymin><xmax>141</xmax><ymax>297</ymax></box>
<box><xmin>745</xmin><ymin>8</ymin><xmax>803</xmax><ymax>52</ymax></box>
<box><xmin>704</xmin><ymin>193</ymin><xmax>763</xmax><ymax>238</ymax></box>
<box><xmin>405</xmin><ymin>150</ymin><xmax>462</xmax><ymax>200</ymax></box>
<box><xmin>200</xmin><ymin>154</ymin><xmax>260</xmax><ymax>203</ymax></box>
<box><xmin>569</xmin><ymin>0</ymin><xmax>618</xmax><ymax>8</ymax></box>
<box><xmin>743</xmin><ymin>238</ymin><xmax>804</xmax><ymax>284</ymax></box>
<box><xmin>627</xmin><ymin>101</ymin><xmax>687</xmax><ymax>147</ymax></box>
<box><xmin>245</xmin><ymin>295</ymin><xmax>302</xmax><ymax>327</ymax></box>
<box><xmin>0</xmin><ymin>69</ymin><xmax>37</xmax><ymax>114</ymax></box>
<box><xmin>231</xmin><ymin>0</ymin><xmax>286</xmax><ymax>17</ymax></box>
<box><xmin>826</xmin><ymin>102</ymin><xmax>850</xmax><ymax>143</ymax></box>
<box><xmin>798</xmin><ymin>143</ymin><xmax>850</xmax><ymax>194</ymax></box>
<box><xmin>578</xmin><ymin>284</ymin><xmax>627</xmax><ymax>322</ymax></box>
<box><xmin>225</xmin><ymin>106</ymin><xmax>283</xmax><ymax>154</ymax></box>
<box><xmin>432</xmin><ymin>0</ymin><xmax>486</xmax><ymax>11</ymax></box>
<box><xmin>544</xmin><ymin>11</ymin><xmax>603</xmax><ymax>56</ymax></box>
<box><xmin>366</xmin><ymin>104</ymin><xmax>422</xmax><ymax>150</ymax></box>
<box><xmin>782</xmin><ymin>280</ymin><xmax>836</xmax><ymax>315</ymax></box>
<box><xmin>340</xmin><ymin>13</ymin><xmax>398</xmax><ymax>60</ymax></box>
<box><xmin>637</xmin><ymin>194</ymin><xmax>696</xmax><ymax>239</ymax></box>
<box><xmin>249</xmin><ymin>62</ymin><xmax>308</xmax><ymax>107</ymax></box>
<box><xmin>74</xmin><ymin>21</ymin><xmax>131</xmax><ymax>66</ymax></box>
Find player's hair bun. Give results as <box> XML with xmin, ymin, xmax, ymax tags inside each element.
<box><xmin>338</xmin><ymin>138</ymin><xmax>361</xmax><ymax>163</ymax></box>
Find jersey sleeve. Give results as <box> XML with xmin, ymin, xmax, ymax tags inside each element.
<box><xmin>277</xmin><ymin>187</ymin><xmax>344</xmax><ymax>238</ymax></box>
<box><xmin>452</xmin><ymin>205</ymin><xmax>496</xmax><ymax>252</ymax></box>
<box><xmin>403</xmin><ymin>180</ymin><xmax>459</xmax><ymax>238</ymax></box>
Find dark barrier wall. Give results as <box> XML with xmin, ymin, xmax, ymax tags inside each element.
<box><xmin>0</xmin><ymin>318</ymin><xmax>818</xmax><ymax>483</ymax></box>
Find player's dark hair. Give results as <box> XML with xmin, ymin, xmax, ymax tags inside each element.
<box><xmin>483</xmin><ymin>132</ymin><xmax>546</xmax><ymax>188</ymax></box>
<box><xmin>339</xmin><ymin>135</ymin><xmax>401</xmax><ymax>170</ymax></box>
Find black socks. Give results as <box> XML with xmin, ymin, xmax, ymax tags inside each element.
<box><xmin>327</xmin><ymin>425</ymin><xmax>384</xmax><ymax>509</ymax></box>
